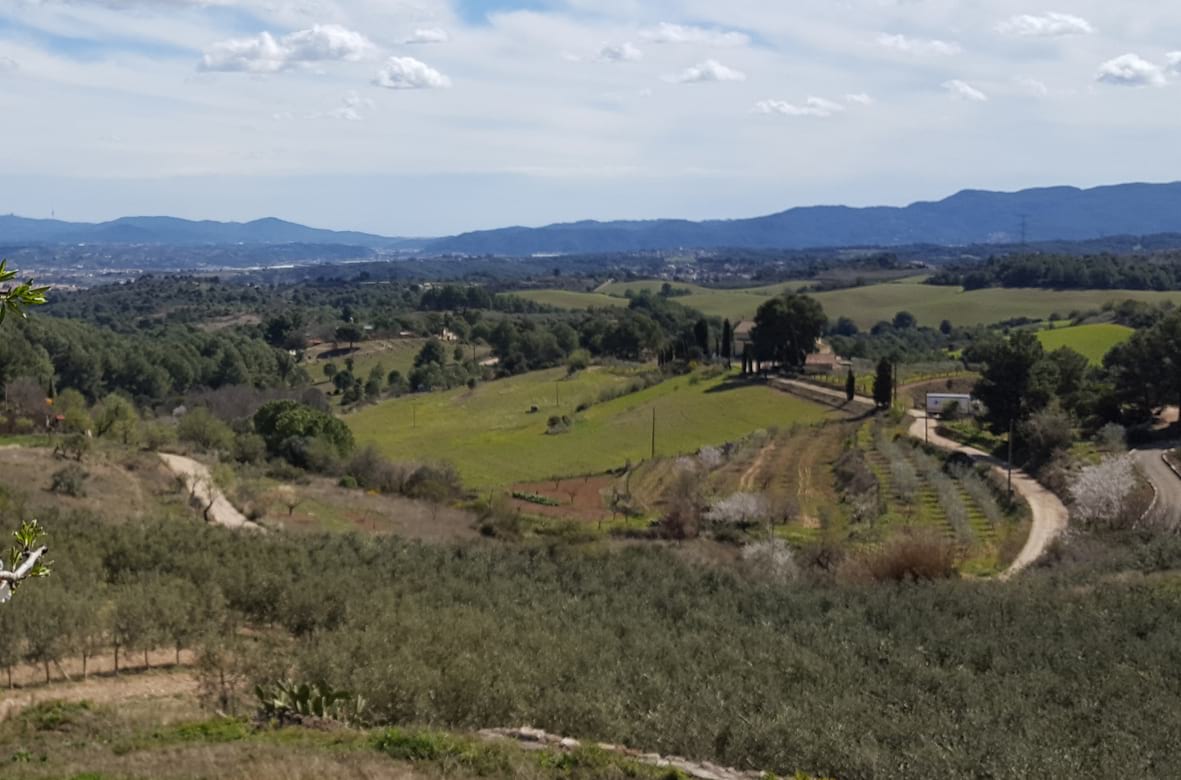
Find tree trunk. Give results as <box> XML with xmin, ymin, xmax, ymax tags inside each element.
<box><xmin>114</xmin><ymin>643</ymin><xmax>119</xmax><ymax>675</ymax></box>
<box><xmin>44</xmin><ymin>660</ymin><xmax>50</xmax><ymax>684</ymax></box>
<box><xmin>6</xmin><ymin>666</ymin><xmax>11</xmax><ymax>689</ymax></box>
<box><xmin>144</xmin><ymin>648</ymin><xmax>150</xmax><ymax>669</ymax></box>
<box><xmin>176</xmin><ymin>645</ymin><xmax>181</xmax><ymax>666</ymax></box>
<box><xmin>82</xmin><ymin>651</ymin><xmax>87</xmax><ymax>679</ymax></box>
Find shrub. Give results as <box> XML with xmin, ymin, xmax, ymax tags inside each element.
<box><xmin>177</xmin><ymin>407</ymin><xmax>233</xmax><ymax>453</ymax></box>
<box><xmin>232</xmin><ymin>433</ymin><xmax>267</xmax><ymax>465</ymax></box>
<box><xmin>345</xmin><ymin>446</ymin><xmax>407</xmax><ymax>494</ymax></box>
<box><xmin>140</xmin><ymin>421</ymin><xmax>177</xmax><ymax>452</ymax></box>
<box><xmin>50</xmin><ymin>464</ymin><xmax>88</xmax><ymax>497</ymax></box>
<box><xmin>404</xmin><ymin>464</ymin><xmax>464</xmax><ymax>503</ymax></box>
<box><xmin>859</xmin><ymin>532</ymin><xmax>958</xmax><ymax>582</ymax></box>
<box><xmin>1020</xmin><ymin>406</ymin><xmax>1073</xmax><ymax>471</ymax></box>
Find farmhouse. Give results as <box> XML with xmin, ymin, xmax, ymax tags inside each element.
<box><xmin>926</xmin><ymin>393</ymin><xmax>974</xmax><ymax>416</ymax></box>
<box><xmin>804</xmin><ymin>352</ymin><xmax>850</xmax><ymax>375</ymax></box>
<box><xmin>733</xmin><ymin>320</ymin><xmax>755</xmax><ymax>351</ymax></box>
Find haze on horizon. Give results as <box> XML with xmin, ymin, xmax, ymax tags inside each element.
<box><xmin>1</xmin><ymin>0</ymin><xmax>1179</xmax><ymax>236</ymax></box>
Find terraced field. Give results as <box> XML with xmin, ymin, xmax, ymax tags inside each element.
<box><xmin>857</xmin><ymin>421</ymin><xmax>1010</xmax><ymax>572</ymax></box>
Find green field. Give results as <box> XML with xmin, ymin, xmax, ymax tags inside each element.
<box><xmin>347</xmin><ymin>367</ymin><xmax>831</xmax><ymax>488</ymax></box>
<box><xmin>520</xmin><ymin>277</ymin><xmax>1181</xmax><ymax>328</ymax></box>
<box><xmin>1035</xmin><ymin>323</ymin><xmax>1134</xmax><ymax>364</ymax></box>
<box><xmin>810</xmin><ymin>281</ymin><xmax>1181</xmax><ymax>329</ymax></box>
<box><xmin>513</xmin><ymin>289</ymin><xmax>627</xmax><ymax>310</ymax></box>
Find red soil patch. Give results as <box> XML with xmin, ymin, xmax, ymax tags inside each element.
<box><xmin>510</xmin><ymin>476</ymin><xmax>616</xmax><ymax>523</ymax></box>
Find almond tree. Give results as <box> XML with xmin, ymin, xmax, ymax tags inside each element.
<box><xmin>0</xmin><ymin>260</ymin><xmax>51</xmax><ymax>602</ymax></box>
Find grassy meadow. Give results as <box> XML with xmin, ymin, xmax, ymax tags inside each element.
<box><xmin>347</xmin><ymin>367</ymin><xmax>832</xmax><ymax>488</ymax></box>
<box><xmin>518</xmin><ymin>277</ymin><xmax>1181</xmax><ymax>328</ymax></box>
<box><xmin>1035</xmin><ymin>322</ymin><xmax>1134</xmax><ymax>364</ymax></box>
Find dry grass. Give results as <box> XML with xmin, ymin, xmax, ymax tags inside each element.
<box><xmin>245</xmin><ymin>476</ymin><xmax>480</xmax><ymax>542</ymax></box>
<box><xmin>0</xmin><ymin>445</ymin><xmax>185</xmax><ymax>523</ymax></box>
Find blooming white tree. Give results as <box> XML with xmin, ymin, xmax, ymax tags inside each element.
<box><xmin>697</xmin><ymin>446</ymin><xmax>723</xmax><ymax>470</ymax></box>
<box><xmin>1070</xmin><ymin>455</ymin><xmax>1138</xmax><ymax>529</ymax></box>
<box><xmin>705</xmin><ymin>492</ymin><xmax>769</xmax><ymax>526</ymax></box>
<box><xmin>740</xmin><ymin>539</ymin><xmax>798</xmax><ymax>583</ymax></box>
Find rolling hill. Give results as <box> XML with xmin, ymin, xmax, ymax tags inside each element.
<box><xmin>428</xmin><ymin>181</ymin><xmax>1181</xmax><ymax>255</ymax></box>
<box><xmin>0</xmin><ymin>214</ymin><xmax>424</xmax><ymax>248</ymax></box>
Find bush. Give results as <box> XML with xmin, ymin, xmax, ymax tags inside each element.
<box><xmin>404</xmin><ymin>464</ymin><xmax>464</xmax><ymax>503</ymax></box>
<box><xmin>140</xmin><ymin>421</ymin><xmax>177</xmax><ymax>452</ymax></box>
<box><xmin>857</xmin><ymin>532</ymin><xmax>958</xmax><ymax>582</ymax></box>
<box><xmin>177</xmin><ymin>407</ymin><xmax>234</xmax><ymax>453</ymax></box>
<box><xmin>1020</xmin><ymin>407</ymin><xmax>1074</xmax><ymax>471</ymax></box>
<box><xmin>345</xmin><ymin>446</ymin><xmax>406</xmax><ymax>494</ymax></box>
<box><xmin>49</xmin><ymin>464</ymin><xmax>88</xmax><ymax>497</ymax></box>
<box><xmin>232</xmin><ymin>433</ymin><xmax>268</xmax><ymax>465</ymax></box>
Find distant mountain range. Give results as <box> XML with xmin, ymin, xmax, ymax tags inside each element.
<box><xmin>429</xmin><ymin>182</ymin><xmax>1181</xmax><ymax>255</ymax></box>
<box><xmin>5</xmin><ymin>181</ymin><xmax>1181</xmax><ymax>255</ymax></box>
<box><xmin>0</xmin><ymin>215</ymin><xmax>424</xmax><ymax>250</ymax></box>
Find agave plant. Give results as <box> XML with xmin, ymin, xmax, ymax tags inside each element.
<box><xmin>255</xmin><ymin>680</ymin><xmax>367</xmax><ymax>726</ymax></box>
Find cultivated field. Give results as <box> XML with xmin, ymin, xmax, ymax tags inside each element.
<box><xmin>519</xmin><ymin>277</ymin><xmax>1181</xmax><ymax>328</ymax></box>
<box><xmin>1035</xmin><ymin>322</ymin><xmax>1134</xmax><ymax>364</ymax></box>
<box><xmin>513</xmin><ymin>289</ymin><xmax>627</xmax><ymax>311</ymax></box>
<box><xmin>347</xmin><ymin>367</ymin><xmax>833</xmax><ymax>488</ymax></box>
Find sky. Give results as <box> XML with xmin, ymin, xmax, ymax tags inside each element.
<box><xmin>0</xmin><ymin>1</ymin><xmax>1179</xmax><ymax>236</ymax></box>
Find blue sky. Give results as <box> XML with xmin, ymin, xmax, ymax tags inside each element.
<box><xmin>0</xmin><ymin>0</ymin><xmax>1179</xmax><ymax>236</ymax></box>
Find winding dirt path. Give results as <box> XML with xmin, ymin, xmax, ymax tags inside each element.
<box><xmin>1134</xmin><ymin>443</ymin><xmax>1181</xmax><ymax>531</ymax></box>
<box><xmin>904</xmin><ymin>411</ymin><xmax>1068</xmax><ymax>577</ymax></box>
<box><xmin>738</xmin><ymin>442</ymin><xmax>776</xmax><ymax>492</ymax></box>
<box><xmin>158</xmin><ymin>453</ymin><xmax>262</xmax><ymax>531</ymax></box>
<box><xmin>769</xmin><ymin>377</ymin><xmax>1068</xmax><ymax>576</ymax></box>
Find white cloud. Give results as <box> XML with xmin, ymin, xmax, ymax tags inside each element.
<box><xmin>756</xmin><ymin>96</ymin><xmax>846</xmax><ymax>118</ymax></box>
<box><xmin>669</xmin><ymin>59</ymin><xmax>746</xmax><ymax>84</ymax></box>
<box><xmin>642</xmin><ymin>23</ymin><xmax>749</xmax><ymax>47</ymax></box>
<box><xmin>597</xmin><ymin>42</ymin><xmax>643</xmax><ymax>63</ymax></box>
<box><xmin>373</xmin><ymin>56</ymin><xmax>451</xmax><ymax>89</ymax></box>
<box><xmin>943</xmin><ymin>79</ymin><xmax>988</xmax><ymax>101</ymax></box>
<box><xmin>0</xmin><ymin>56</ymin><xmax>18</xmax><ymax>73</ymax></box>
<box><xmin>1014</xmin><ymin>76</ymin><xmax>1049</xmax><ymax>96</ymax></box>
<box><xmin>1096</xmin><ymin>53</ymin><xmax>1166</xmax><ymax>87</ymax></box>
<box><xmin>403</xmin><ymin>28</ymin><xmax>449</xmax><ymax>45</ymax></box>
<box><xmin>877</xmin><ymin>33</ymin><xmax>961</xmax><ymax>56</ymax></box>
<box><xmin>845</xmin><ymin>93</ymin><xmax>873</xmax><ymax>106</ymax></box>
<box><xmin>1167</xmin><ymin>52</ymin><xmax>1181</xmax><ymax>75</ymax></box>
<box><xmin>199</xmin><ymin>24</ymin><xmax>374</xmax><ymax>73</ymax></box>
<box><xmin>997</xmin><ymin>12</ymin><xmax>1094</xmax><ymax>38</ymax></box>
<box><xmin>326</xmin><ymin>91</ymin><xmax>375</xmax><ymax>121</ymax></box>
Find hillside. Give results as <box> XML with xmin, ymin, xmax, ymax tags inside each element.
<box><xmin>0</xmin><ymin>214</ymin><xmax>422</xmax><ymax>248</ymax></box>
<box><xmin>429</xmin><ymin>181</ymin><xmax>1181</xmax><ymax>254</ymax></box>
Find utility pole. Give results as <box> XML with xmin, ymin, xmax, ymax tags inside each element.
<box><xmin>1007</xmin><ymin>416</ymin><xmax>1015</xmax><ymax>496</ymax></box>
<box><xmin>650</xmin><ymin>408</ymin><xmax>656</xmax><ymax>460</ymax></box>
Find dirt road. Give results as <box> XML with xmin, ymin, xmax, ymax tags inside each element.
<box><xmin>905</xmin><ymin>412</ymin><xmax>1067</xmax><ymax>577</ymax></box>
<box><xmin>769</xmin><ymin>378</ymin><xmax>1068</xmax><ymax>575</ymax></box>
<box><xmin>158</xmin><ymin>453</ymin><xmax>262</xmax><ymax>531</ymax></box>
<box><xmin>1133</xmin><ymin>443</ymin><xmax>1181</xmax><ymax>530</ymax></box>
